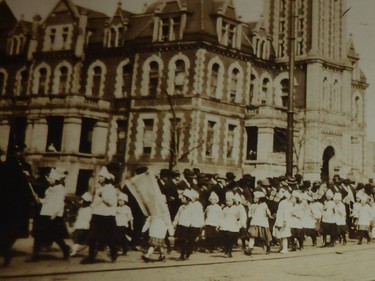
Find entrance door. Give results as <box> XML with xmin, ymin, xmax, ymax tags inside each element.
<box><xmin>321</xmin><ymin>146</ymin><xmax>335</xmax><ymax>182</ymax></box>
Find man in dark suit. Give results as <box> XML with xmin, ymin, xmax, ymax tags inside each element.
<box><xmin>0</xmin><ymin>144</ymin><xmax>34</xmax><ymax>266</ymax></box>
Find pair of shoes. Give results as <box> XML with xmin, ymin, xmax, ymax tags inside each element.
<box><xmin>223</xmin><ymin>253</ymin><xmax>232</xmax><ymax>258</ymax></box>
<box><xmin>158</xmin><ymin>255</ymin><xmax>165</xmax><ymax>261</ymax></box>
<box><xmin>243</xmin><ymin>248</ymin><xmax>252</xmax><ymax>256</ymax></box>
<box><xmin>80</xmin><ymin>257</ymin><xmax>95</xmax><ymax>264</ymax></box>
<box><xmin>141</xmin><ymin>255</ymin><xmax>150</xmax><ymax>263</ymax></box>
<box><xmin>279</xmin><ymin>249</ymin><xmax>288</xmax><ymax>254</ymax></box>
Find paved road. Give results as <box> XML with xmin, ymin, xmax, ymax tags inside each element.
<box><xmin>1</xmin><ymin>237</ymin><xmax>375</xmax><ymax>281</ymax></box>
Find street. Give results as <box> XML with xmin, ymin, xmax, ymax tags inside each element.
<box><xmin>1</xmin><ymin>238</ymin><xmax>375</xmax><ymax>281</ymax></box>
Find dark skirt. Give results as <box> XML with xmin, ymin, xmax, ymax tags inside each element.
<box><xmin>72</xmin><ymin>229</ymin><xmax>89</xmax><ymax>245</ymax></box>
<box><xmin>337</xmin><ymin>225</ymin><xmax>348</xmax><ymax>235</ymax></box>
<box><xmin>204</xmin><ymin>225</ymin><xmax>220</xmax><ymax>239</ymax></box>
<box><xmin>304</xmin><ymin>228</ymin><xmax>318</xmax><ymax>237</ymax></box>
<box><xmin>175</xmin><ymin>225</ymin><xmax>190</xmax><ymax>240</ymax></box>
<box><xmin>89</xmin><ymin>215</ymin><xmax>117</xmax><ymax>243</ymax></box>
<box><xmin>34</xmin><ymin>216</ymin><xmax>69</xmax><ymax>242</ymax></box>
<box><xmin>321</xmin><ymin>222</ymin><xmax>338</xmax><ymax>236</ymax></box>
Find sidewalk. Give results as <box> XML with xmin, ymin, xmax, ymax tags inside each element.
<box><xmin>1</xmin><ymin>236</ymin><xmax>373</xmax><ymax>279</ymax></box>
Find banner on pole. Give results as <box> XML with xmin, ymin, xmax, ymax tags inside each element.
<box><xmin>125</xmin><ymin>172</ymin><xmax>169</xmax><ymax>217</ymax></box>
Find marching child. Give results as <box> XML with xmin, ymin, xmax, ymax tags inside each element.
<box><xmin>220</xmin><ymin>191</ymin><xmax>241</xmax><ymax>258</ymax></box>
<box><xmin>246</xmin><ymin>191</ymin><xmax>273</xmax><ymax>255</ymax></box>
<box><xmin>321</xmin><ymin>189</ymin><xmax>337</xmax><ymax>247</ymax></box>
<box><xmin>355</xmin><ymin>194</ymin><xmax>373</xmax><ymax>245</ymax></box>
<box><xmin>203</xmin><ymin>192</ymin><xmax>223</xmax><ymax>253</ymax></box>
<box><xmin>115</xmin><ymin>192</ymin><xmax>133</xmax><ymax>255</ymax></box>
<box><xmin>141</xmin><ymin>196</ymin><xmax>174</xmax><ymax>262</ymax></box>
<box><xmin>70</xmin><ymin>192</ymin><xmax>93</xmax><ymax>256</ymax></box>
<box><xmin>173</xmin><ymin>189</ymin><xmax>194</xmax><ymax>260</ymax></box>
<box><xmin>301</xmin><ymin>193</ymin><xmax>318</xmax><ymax>246</ymax></box>
<box><xmin>334</xmin><ymin>193</ymin><xmax>348</xmax><ymax>245</ymax></box>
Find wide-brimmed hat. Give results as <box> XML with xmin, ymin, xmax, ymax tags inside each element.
<box><xmin>226</xmin><ymin>172</ymin><xmax>236</xmax><ymax>181</ymax></box>
<box><xmin>118</xmin><ymin>192</ymin><xmax>128</xmax><ymax>202</ymax></box>
<box><xmin>47</xmin><ymin>168</ymin><xmax>63</xmax><ymax>181</ymax></box>
<box><xmin>286</xmin><ymin>177</ymin><xmax>298</xmax><ymax>185</ymax></box>
<box><xmin>209</xmin><ymin>191</ymin><xmax>219</xmax><ymax>202</ymax></box>
<box><xmin>81</xmin><ymin>192</ymin><xmax>93</xmax><ymax>202</ymax></box>
<box><xmin>182</xmin><ymin>189</ymin><xmax>194</xmax><ymax>200</ymax></box>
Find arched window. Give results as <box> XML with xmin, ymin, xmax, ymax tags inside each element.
<box><xmin>58</xmin><ymin>66</ymin><xmax>68</xmax><ymax>94</ymax></box>
<box><xmin>280</xmin><ymin>78</ymin><xmax>289</xmax><ymax>107</ymax></box>
<box><xmin>15</xmin><ymin>70</ymin><xmax>28</xmax><ymax>96</ymax></box>
<box><xmin>229</xmin><ymin>68</ymin><xmax>240</xmax><ymax>102</ymax></box>
<box><xmin>38</xmin><ymin>68</ymin><xmax>47</xmax><ymax>94</ymax></box>
<box><xmin>261</xmin><ymin>78</ymin><xmax>270</xmax><ymax>103</ymax></box>
<box><xmin>148</xmin><ymin>61</ymin><xmax>159</xmax><ymax>96</ymax></box>
<box><xmin>122</xmin><ymin>64</ymin><xmax>132</xmax><ymax>95</ymax></box>
<box><xmin>0</xmin><ymin>72</ymin><xmax>5</xmax><ymax>96</ymax></box>
<box><xmin>210</xmin><ymin>63</ymin><xmax>220</xmax><ymax>97</ymax></box>
<box><xmin>174</xmin><ymin>59</ymin><xmax>185</xmax><ymax>94</ymax></box>
<box><xmin>92</xmin><ymin>66</ymin><xmax>102</xmax><ymax>97</ymax></box>
<box><xmin>249</xmin><ymin>74</ymin><xmax>256</xmax><ymax>104</ymax></box>
<box><xmin>110</xmin><ymin>28</ymin><xmax>116</xmax><ymax>47</ymax></box>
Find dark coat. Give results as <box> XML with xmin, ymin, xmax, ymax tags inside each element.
<box><xmin>0</xmin><ymin>157</ymin><xmax>33</xmax><ymax>239</ymax></box>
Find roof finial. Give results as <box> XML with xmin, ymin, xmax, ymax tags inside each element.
<box><xmin>117</xmin><ymin>1</ymin><xmax>122</xmax><ymax>8</ymax></box>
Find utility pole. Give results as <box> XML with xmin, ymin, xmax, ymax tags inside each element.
<box><xmin>286</xmin><ymin>0</ymin><xmax>296</xmax><ymax>177</ymax></box>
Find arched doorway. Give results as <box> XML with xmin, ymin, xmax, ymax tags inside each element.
<box><xmin>321</xmin><ymin>146</ymin><xmax>335</xmax><ymax>182</ymax></box>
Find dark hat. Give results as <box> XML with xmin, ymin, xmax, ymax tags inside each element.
<box><xmin>172</xmin><ymin>170</ymin><xmax>181</xmax><ymax>177</ymax></box>
<box><xmin>226</xmin><ymin>172</ymin><xmax>236</xmax><ymax>180</ymax></box>
<box><xmin>160</xmin><ymin>169</ymin><xmax>171</xmax><ymax>178</ymax></box>
<box><xmin>135</xmin><ymin>167</ymin><xmax>148</xmax><ymax>175</ymax></box>
<box><xmin>193</xmin><ymin>168</ymin><xmax>201</xmax><ymax>175</ymax></box>
<box><xmin>183</xmin><ymin>168</ymin><xmax>195</xmax><ymax>178</ymax></box>
<box><xmin>302</xmin><ymin>180</ymin><xmax>311</xmax><ymax>189</ymax></box>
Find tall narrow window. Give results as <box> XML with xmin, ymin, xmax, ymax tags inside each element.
<box><xmin>92</xmin><ymin>66</ymin><xmax>102</xmax><ymax>97</ymax></box>
<box><xmin>62</xmin><ymin>27</ymin><xmax>69</xmax><ymax>49</ymax></box>
<box><xmin>229</xmin><ymin>68</ymin><xmax>239</xmax><ymax>102</ymax></box>
<box><xmin>273</xmin><ymin>127</ymin><xmax>287</xmax><ymax>153</ymax></box>
<box><xmin>148</xmin><ymin>61</ymin><xmax>159</xmax><ymax>96</ymax></box>
<box><xmin>110</xmin><ymin>28</ymin><xmax>117</xmax><ymax>47</ymax></box>
<box><xmin>0</xmin><ymin>72</ymin><xmax>5</xmax><ymax>96</ymax></box>
<box><xmin>174</xmin><ymin>60</ymin><xmax>185</xmax><ymax>95</ymax></box>
<box><xmin>161</xmin><ymin>18</ymin><xmax>169</xmax><ymax>41</ymax></box>
<box><xmin>38</xmin><ymin>68</ymin><xmax>47</xmax><ymax>95</ymax></box>
<box><xmin>354</xmin><ymin>96</ymin><xmax>360</xmax><ymax>121</ymax></box>
<box><xmin>46</xmin><ymin>116</ymin><xmax>64</xmax><ymax>152</ymax></box>
<box><xmin>170</xmin><ymin>118</ymin><xmax>182</xmax><ymax>156</ymax></box>
<box><xmin>79</xmin><ymin>118</ymin><xmax>96</xmax><ymax>154</ymax></box>
<box><xmin>226</xmin><ymin>124</ymin><xmax>236</xmax><ymax>159</ymax></box>
<box><xmin>171</xmin><ymin>17</ymin><xmax>180</xmax><ymax>41</ymax></box>
<box><xmin>246</xmin><ymin>126</ymin><xmax>258</xmax><ymax>160</ymax></box>
<box><xmin>8</xmin><ymin>117</ymin><xmax>27</xmax><ymax>154</ymax></box>
<box><xmin>122</xmin><ymin>64</ymin><xmax>132</xmax><ymax>95</ymax></box>
<box><xmin>206</xmin><ymin>121</ymin><xmax>216</xmax><ymax>157</ymax></box>
<box><xmin>116</xmin><ymin>120</ymin><xmax>127</xmax><ymax>155</ymax></box>
<box><xmin>261</xmin><ymin>78</ymin><xmax>270</xmax><ymax>103</ymax></box>
<box><xmin>143</xmin><ymin>119</ymin><xmax>154</xmax><ymax>155</ymax></box>
<box><xmin>210</xmin><ymin>63</ymin><xmax>220</xmax><ymax>97</ymax></box>
<box><xmin>49</xmin><ymin>28</ymin><xmax>56</xmax><ymax>48</ymax></box>
<box><xmin>58</xmin><ymin>66</ymin><xmax>68</xmax><ymax>94</ymax></box>
<box><xmin>249</xmin><ymin>74</ymin><xmax>256</xmax><ymax>104</ymax></box>
<box><xmin>280</xmin><ymin>79</ymin><xmax>289</xmax><ymax>107</ymax></box>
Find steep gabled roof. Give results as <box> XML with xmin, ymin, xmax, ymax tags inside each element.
<box><xmin>347</xmin><ymin>33</ymin><xmax>359</xmax><ymax>60</ymax></box>
<box><xmin>0</xmin><ymin>0</ymin><xmax>17</xmax><ymax>29</ymax></box>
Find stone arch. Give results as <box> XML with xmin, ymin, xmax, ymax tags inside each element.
<box><xmin>115</xmin><ymin>58</ymin><xmax>131</xmax><ymax>98</ymax></box>
<box><xmin>0</xmin><ymin>68</ymin><xmax>8</xmax><ymax>96</ymax></box>
<box><xmin>32</xmin><ymin>62</ymin><xmax>52</xmax><ymax>95</ymax></box>
<box><xmin>52</xmin><ymin>61</ymin><xmax>73</xmax><ymax>95</ymax></box>
<box><xmin>206</xmin><ymin>57</ymin><xmax>225</xmax><ymax>99</ymax></box>
<box><xmin>167</xmin><ymin>53</ymin><xmax>190</xmax><ymax>96</ymax></box>
<box><xmin>86</xmin><ymin>60</ymin><xmax>107</xmax><ymax>97</ymax></box>
<box><xmin>141</xmin><ymin>55</ymin><xmax>164</xmax><ymax>97</ymax></box>
<box><xmin>258</xmin><ymin>72</ymin><xmax>273</xmax><ymax>105</ymax></box>
<box><xmin>227</xmin><ymin>62</ymin><xmax>244</xmax><ymax>103</ymax></box>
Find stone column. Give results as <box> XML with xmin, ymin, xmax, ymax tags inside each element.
<box><xmin>28</xmin><ymin>118</ymin><xmax>48</xmax><ymax>152</ymax></box>
<box><xmin>92</xmin><ymin>121</ymin><xmax>108</xmax><ymax>155</ymax></box>
<box><xmin>62</xmin><ymin>117</ymin><xmax>82</xmax><ymax>153</ymax></box>
<box><xmin>257</xmin><ymin>127</ymin><xmax>274</xmax><ymax>161</ymax></box>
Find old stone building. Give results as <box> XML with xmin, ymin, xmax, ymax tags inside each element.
<box><xmin>0</xmin><ymin>0</ymin><xmax>371</xmax><ymax>195</ymax></box>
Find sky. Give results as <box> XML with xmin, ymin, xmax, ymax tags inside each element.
<box><xmin>4</xmin><ymin>0</ymin><xmax>375</xmax><ymax>141</ymax></box>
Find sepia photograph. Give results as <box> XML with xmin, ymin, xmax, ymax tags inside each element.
<box><xmin>1</xmin><ymin>0</ymin><xmax>375</xmax><ymax>280</ymax></box>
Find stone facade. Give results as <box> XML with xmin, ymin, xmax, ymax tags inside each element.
<box><xmin>0</xmin><ymin>0</ymin><xmax>372</xmax><ymax>195</ymax></box>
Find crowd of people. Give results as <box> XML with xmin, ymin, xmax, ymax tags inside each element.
<box><xmin>1</xmin><ymin>145</ymin><xmax>375</xmax><ymax>267</ymax></box>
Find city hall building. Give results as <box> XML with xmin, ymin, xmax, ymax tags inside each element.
<box><xmin>0</xmin><ymin>0</ymin><xmax>372</xmax><ymax>195</ymax></box>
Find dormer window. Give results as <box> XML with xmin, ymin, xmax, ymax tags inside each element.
<box><xmin>104</xmin><ymin>24</ymin><xmax>124</xmax><ymax>48</ymax></box>
<box><xmin>153</xmin><ymin>14</ymin><xmax>184</xmax><ymax>42</ymax></box>
<box><xmin>43</xmin><ymin>25</ymin><xmax>73</xmax><ymax>51</ymax></box>
<box><xmin>217</xmin><ymin>18</ymin><xmax>241</xmax><ymax>49</ymax></box>
<box><xmin>7</xmin><ymin>35</ymin><xmax>26</xmax><ymax>55</ymax></box>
